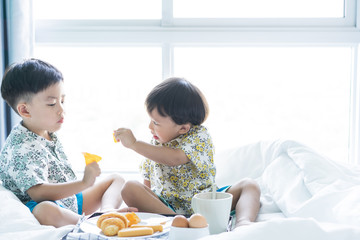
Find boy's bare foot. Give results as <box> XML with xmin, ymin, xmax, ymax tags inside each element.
<box><xmin>101</xmin><ymin>207</ymin><xmax>138</xmax><ymax>213</ymax></box>
<box><xmin>232</xmin><ymin>220</ymin><xmax>253</xmax><ymax>231</ymax></box>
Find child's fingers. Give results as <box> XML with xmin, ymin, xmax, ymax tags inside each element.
<box><xmin>86</xmin><ymin>161</ymin><xmax>101</xmax><ymax>175</ymax></box>
<box><xmin>113</xmin><ymin>132</ymin><xmax>119</xmax><ymax>142</ymax></box>
<box><xmin>113</xmin><ymin>128</ymin><xmax>128</xmax><ymax>143</ymax></box>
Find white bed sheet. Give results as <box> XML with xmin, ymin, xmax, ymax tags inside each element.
<box><xmin>1</xmin><ymin>139</ymin><xmax>360</xmax><ymax>240</ymax></box>
<box><xmin>211</xmin><ymin>139</ymin><xmax>360</xmax><ymax>240</ymax></box>
<box><xmin>201</xmin><ymin>217</ymin><xmax>360</xmax><ymax>240</ymax></box>
<box><xmin>0</xmin><ymin>184</ymin><xmax>73</xmax><ymax>240</ymax></box>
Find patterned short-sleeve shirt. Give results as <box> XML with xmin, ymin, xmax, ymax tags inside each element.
<box><xmin>140</xmin><ymin>125</ymin><xmax>216</xmax><ymax>215</ymax></box>
<box><xmin>0</xmin><ymin>122</ymin><xmax>79</xmax><ymax>213</ymax></box>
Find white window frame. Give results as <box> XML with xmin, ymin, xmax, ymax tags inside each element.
<box><xmin>167</xmin><ymin>0</ymin><xmax>357</xmax><ymax>28</ymax></box>
<box><xmin>34</xmin><ymin>0</ymin><xmax>360</xmax><ymax>164</ymax></box>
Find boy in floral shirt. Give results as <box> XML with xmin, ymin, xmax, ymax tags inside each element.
<box><xmin>114</xmin><ymin>77</ymin><xmax>261</xmax><ymax>229</ymax></box>
<box><xmin>0</xmin><ymin>59</ymin><xmax>135</xmax><ymax>227</ymax></box>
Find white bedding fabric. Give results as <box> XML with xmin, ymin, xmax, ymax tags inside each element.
<box><xmin>211</xmin><ymin>139</ymin><xmax>360</xmax><ymax>240</ymax></box>
<box><xmin>1</xmin><ymin>139</ymin><xmax>360</xmax><ymax>240</ymax></box>
<box><xmin>0</xmin><ymin>183</ymin><xmax>73</xmax><ymax>239</ymax></box>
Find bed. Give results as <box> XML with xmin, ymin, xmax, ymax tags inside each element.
<box><xmin>1</xmin><ymin>139</ymin><xmax>360</xmax><ymax>239</ymax></box>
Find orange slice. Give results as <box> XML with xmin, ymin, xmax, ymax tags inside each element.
<box><xmin>113</xmin><ymin>132</ymin><xmax>118</xmax><ymax>143</ymax></box>
<box><xmin>125</xmin><ymin>212</ymin><xmax>141</xmax><ymax>226</ymax></box>
<box><xmin>82</xmin><ymin>152</ymin><xmax>102</xmax><ymax>165</ymax></box>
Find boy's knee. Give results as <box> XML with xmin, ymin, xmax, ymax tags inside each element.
<box><xmin>238</xmin><ymin>178</ymin><xmax>260</xmax><ymax>193</ymax></box>
<box><xmin>32</xmin><ymin>201</ymin><xmax>60</xmax><ymax>225</ymax></box>
<box><xmin>121</xmin><ymin>180</ymin><xmax>141</xmax><ymax>198</ymax></box>
<box><xmin>108</xmin><ymin>173</ymin><xmax>125</xmax><ymax>185</ymax></box>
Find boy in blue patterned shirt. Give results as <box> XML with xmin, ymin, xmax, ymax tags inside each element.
<box><xmin>0</xmin><ymin>59</ymin><xmax>136</xmax><ymax>227</ymax></box>
<box><xmin>114</xmin><ymin>77</ymin><xmax>261</xmax><ymax>229</ymax></box>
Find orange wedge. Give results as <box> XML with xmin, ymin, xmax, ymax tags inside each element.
<box><xmin>125</xmin><ymin>212</ymin><xmax>141</xmax><ymax>226</ymax></box>
<box><xmin>113</xmin><ymin>132</ymin><xmax>118</xmax><ymax>143</ymax></box>
<box><xmin>82</xmin><ymin>152</ymin><xmax>102</xmax><ymax>165</ymax></box>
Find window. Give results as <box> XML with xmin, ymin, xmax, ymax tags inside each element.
<box><xmin>33</xmin><ymin>0</ymin><xmax>360</xmax><ymax>171</ymax></box>
<box><xmin>174</xmin><ymin>0</ymin><xmax>344</xmax><ymax>18</ymax></box>
<box><xmin>33</xmin><ymin>0</ymin><xmax>161</xmax><ymax>19</ymax></box>
<box><xmin>173</xmin><ymin>47</ymin><xmax>351</xmax><ymax>163</ymax></box>
<box><xmin>34</xmin><ymin>46</ymin><xmax>162</xmax><ymax>171</ymax></box>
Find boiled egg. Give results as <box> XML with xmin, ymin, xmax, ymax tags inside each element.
<box><xmin>171</xmin><ymin>215</ymin><xmax>189</xmax><ymax>228</ymax></box>
<box><xmin>188</xmin><ymin>214</ymin><xmax>207</xmax><ymax>228</ymax></box>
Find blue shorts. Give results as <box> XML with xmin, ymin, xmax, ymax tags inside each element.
<box><xmin>217</xmin><ymin>185</ymin><xmax>231</xmax><ymax>192</ymax></box>
<box><xmin>157</xmin><ymin>194</ymin><xmax>176</xmax><ymax>212</ymax></box>
<box><xmin>25</xmin><ymin>192</ymin><xmax>83</xmax><ymax>215</ymax></box>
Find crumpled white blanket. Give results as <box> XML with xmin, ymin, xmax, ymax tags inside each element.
<box><xmin>211</xmin><ymin>139</ymin><xmax>360</xmax><ymax>240</ymax></box>
<box><xmin>261</xmin><ymin>140</ymin><xmax>360</xmax><ymax>226</ymax></box>
<box><xmin>201</xmin><ymin>217</ymin><xmax>360</xmax><ymax>240</ymax></box>
<box><xmin>0</xmin><ymin>183</ymin><xmax>73</xmax><ymax>240</ymax></box>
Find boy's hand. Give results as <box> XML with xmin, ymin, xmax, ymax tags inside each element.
<box><xmin>113</xmin><ymin>128</ymin><xmax>137</xmax><ymax>149</ymax></box>
<box><xmin>82</xmin><ymin>161</ymin><xmax>100</xmax><ymax>187</ymax></box>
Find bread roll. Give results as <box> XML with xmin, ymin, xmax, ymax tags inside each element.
<box><xmin>100</xmin><ymin>218</ymin><xmax>126</xmax><ymax>236</ymax></box>
<box><xmin>96</xmin><ymin>212</ymin><xmax>129</xmax><ymax>228</ymax></box>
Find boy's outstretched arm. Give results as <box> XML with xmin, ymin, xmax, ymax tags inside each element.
<box><xmin>132</xmin><ymin>140</ymin><xmax>189</xmax><ymax>166</ymax></box>
<box><xmin>114</xmin><ymin>128</ymin><xmax>189</xmax><ymax>166</ymax></box>
<box><xmin>26</xmin><ymin>161</ymin><xmax>100</xmax><ymax>202</ymax></box>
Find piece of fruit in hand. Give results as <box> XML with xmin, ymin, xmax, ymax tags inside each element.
<box><xmin>82</xmin><ymin>152</ymin><xmax>102</xmax><ymax>165</ymax></box>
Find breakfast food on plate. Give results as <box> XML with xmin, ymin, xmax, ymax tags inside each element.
<box><xmin>96</xmin><ymin>212</ymin><xmax>162</xmax><ymax>237</ymax></box>
<box><xmin>97</xmin><ymin>212</ymin><xmax>129</xmax><ymax>229</ymax></box>
<box><xmin>100</xmin><ymin>218</ymin><xmax>126</xmax><ymax>236</ymax></box>
<box><xmin>125</xmin><ymin>212</ymin><xmax>141</xmax><ymax>226</ymax></box>
<box><xmin>131</xmin><ymin>224</ymin><xmax>163</xmax><ymax>232</ymax></box>
<box><xmin>188</xmin><ymin>214</ymin><xmax>207</xmax><ymax>228</ymax></box>
<box><xmin>171</xmin><ymin>214</ymin><xmax>207</xmax><ymax>228</ymax></box>
<box><xmin>96</xmin><ymin>212</ymin><xmax>130</xmax><ymax>236</ymax></box>
<box><xmin>118</xmin><ymin>227</ymin><xmax>154</xmax><ymax>237</ymax></box>
<box><xmin>82</xmin><ymin>152</ymin><xmax>102</xmax><ymax>165</ymax></box>
<box><xmin>171</xmin><ymin>215</ymin><xmax>189</xmax><ymax>228</ymax></box>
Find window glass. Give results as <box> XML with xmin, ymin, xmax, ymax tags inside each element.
<box><xmin>34</xmin><ymin>46</ymin><xmax>162</xmax><ymax>172</ymax></box>
<box><xmin>174</xmin><ymin>0</ymin><xmax>344</xmax><ymax>18</ymax></box>
<box><xmin>174</xmin><ymin>47</ymin><xmax>351</xmax><ymax>163</ymax></box>
<box><xmin>33</xmin><ymin>0</ymin><xmax>161</xmax><ymax>19</ymax></box>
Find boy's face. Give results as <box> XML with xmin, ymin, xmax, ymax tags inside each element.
<box><xmin>148</xmin><ymin>108</ymin><xmax>186</xmax><ymax>144</ymax></box>
<box><xmin>20</xmin><ymin>81</ymin><xmax>65</xmax><ymax>139</ymax></box>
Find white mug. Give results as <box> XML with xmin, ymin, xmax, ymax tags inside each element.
<box><xmin>191</xmin><ymin>192</ymin><xmax>233</xmax><ymax>234</ymax></box>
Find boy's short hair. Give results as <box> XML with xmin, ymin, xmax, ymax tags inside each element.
<box><xmin>145</xmin><ymin>77</ymin><xmax>209</xmax><ymax>125</ymax></box>
<box><xmin>1</xmin><ymin>58</ymin><xmax>63</xmax><ymax>114</ymax></box>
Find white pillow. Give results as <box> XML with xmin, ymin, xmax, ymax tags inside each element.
<box><xmin>0</xmin><ymin>184</ymin><xmax>40</xmax><ymax>228</ymax></box>
<box><xmin>0</xmin><ymin>185</ymin><xmax>73</xmax><ymax>239</ymax></box>
<box><xmin>215</xmin><ymin>141</ymin><xmax>271</xmax><ymax>186</ymax></box>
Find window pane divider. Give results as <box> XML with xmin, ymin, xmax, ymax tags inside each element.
<box><xmin>161</xmin><ymin>0</ymin><xmax>173</xmax><ymax>26</ymax></box>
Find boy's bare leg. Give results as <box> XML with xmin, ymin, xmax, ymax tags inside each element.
<box><xmin>32</xmin><ymin>174</ymin><xmax>135</xmax><ymax>228</ymax></box>
<box><xmin>121</xmin><ymin>180</ymin><xmax>176</xmax><ymax>214</ymax></box>
<box><xmin>82</xmin><ymin>173</ymin><xmax>126</xmax><ymax>214</ymax></box>
<box><xmin>226</xmin><ymin>178</ymin><xmax>261</xmax><ymax>228</ymax></box>
<box><xmin>32</xmin><ymin>201</ymin><xmax>80</xmax><ymax>227</ymax></box>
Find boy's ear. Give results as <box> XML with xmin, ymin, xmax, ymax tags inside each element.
<box><xmin>17</xmin><ymin>103</ymin><xmax>31</xmax><ymax>118</ymax></box>
<box><xmin>178</xmin><ymin>123</ymin><xmax>191</xmax><ymax>134</ymax></box>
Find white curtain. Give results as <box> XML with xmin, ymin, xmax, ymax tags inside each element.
<box><xmin>0</xmin><ymin>0</ymin><xmax>7</xmax><ymax>149</ymax></box>
<box><xmin>0</xmin><ymin>0</ymin><xmax>34</xmax><ymax>148</ymax></box>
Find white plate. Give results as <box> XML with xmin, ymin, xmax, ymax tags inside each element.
<box><xmin>80</xmin><ymin>212</ymin><xmax>171</xmax><ymax>239</ymax></box>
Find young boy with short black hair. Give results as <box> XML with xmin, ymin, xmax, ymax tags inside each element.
<box><xmin>0</xmin><ymin>59</ymin><xmax>136</xmax><ymax>227</ymax></box>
